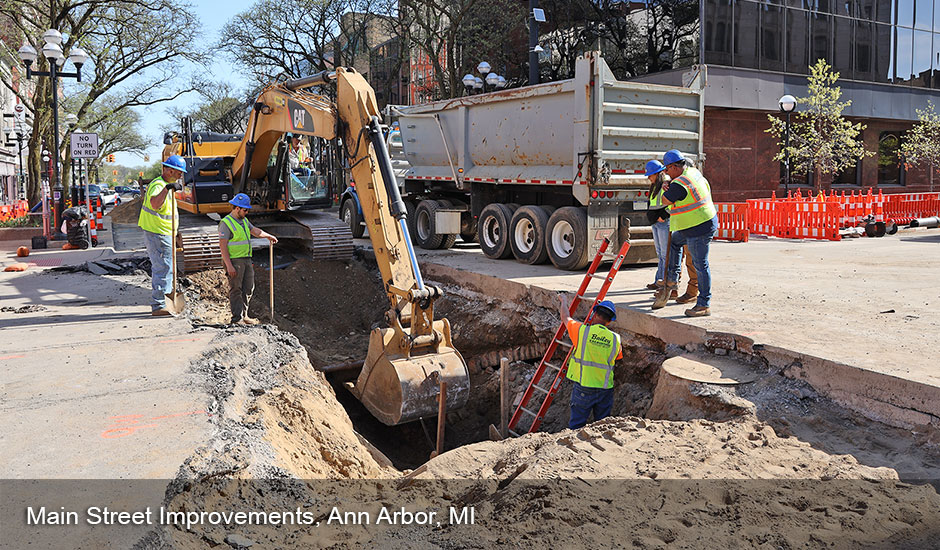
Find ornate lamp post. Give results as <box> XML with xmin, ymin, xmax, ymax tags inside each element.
<box><xmin>778</xmin><ymin>94</ymin><xmax>797</xmax><ymax>194</ymax></box>
<box><xmin>18</xmin><ymin>31</ymin><xmax>87</xmax><ymax>239</ymax></box>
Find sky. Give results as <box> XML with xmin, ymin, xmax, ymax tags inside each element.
<box><xmin>112</xmin><ymin>0</ymin><xmax>255</xmax><ymax>168</ymax></box>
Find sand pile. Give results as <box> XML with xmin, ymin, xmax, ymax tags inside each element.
<box><xmin>109</xmin><ymin>196</ymin><xmax>143</xmax><ymax>224</ymax></box>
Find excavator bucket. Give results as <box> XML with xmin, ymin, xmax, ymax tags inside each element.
<box><xmin>349</xmin><ymin>319</ymin><xmax>470</xmax><ymax>426</ymax></box>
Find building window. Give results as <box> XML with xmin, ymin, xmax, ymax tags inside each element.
<box><xmin>834</xmin><ymin>158</ymin><xmax>861</xmax><ymax>185</ymax></box>
<box><xmin>874</xmin><ymin>23</ymin><xmax>893</xmax><ymax>82</ymax></box>
<box><xmin>704</xmin><ymin>0</ymin><xmax>733</xmax><ymax>66</ymax></box>
<box><xmin>857</xmin><ymin>0</ymin><xmax>877</xmax><ymax>19</ymax></box>
<box><xmin>878</xmin><ymin>131</ymin><xmax>904</xmax><ymax>185</ymax></box>
<box><xmin>833</xmin><ymin>16</ymin><xmax>854</xmax><ymax>77</ymax></box>
<box><xmin>811</xmin><ymin>13</ymin><xmax>833</xmax><ymax>64</ymax></box>
<box><xmin>914</xmin><ymin>0</ymin><xmax>933</xmax><ymax>29</ymax></box>
<box><xmin>856</xmin><ymin>21</ymin><xmax>874</xmax><ymax>78</ymax></box>
<box><xmin>762</xmin><ymin>3</ymin><xmax>786</xmax><ymax>70</ymax></box>
<box><xmin>898</xmin><ymin>0</ymin><xmax>916</xmax><ymax>27</ymax></box>
<box><xmin>875</xmin><ymin>0</ymin><xmax>893</xmax><ymax>23</ymax></box>
<box><xmin>933</xmin><ymin>32</ymin><xmax>940</xmax><ymax>87</ymax></box>
<box><xmin>913</xmin><ymin>30</ymin><xmax>933</xmax><ymax>85</ymax></box>
<box><xmin>787</xmin><ymin>8</ymin><xmax>810</xmax><ymax>73</ymax></box>
<box><xmin>894</xmin><ymin>26</ymin><xmax>914</xmax><ymax>83</ymax></box>
<box><xmin>734</xmin><ymin>0</ymin><xmax>760</xmax><ymax>68</ymax></box>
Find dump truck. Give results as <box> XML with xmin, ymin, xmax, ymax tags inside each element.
<box><xmin>340</xmin><ymin>52</ymin><xmax>705</xmax><ymax>270</ymax></box>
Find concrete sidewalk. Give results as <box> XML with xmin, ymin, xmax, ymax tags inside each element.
<box><xmin>378</xmin><ymin>228</ymin><xmax>939</xmax><ymax>392</ymax></box>
<box><xmin>0</xmin><ymin>269</ymin><xmax>214</xmax><ymax>479</ymax></box>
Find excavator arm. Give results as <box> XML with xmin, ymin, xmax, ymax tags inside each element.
<box><xmin>277</xmin><ymin>69</ymin><xmax>468</xmax><ymax>425</ymax></box>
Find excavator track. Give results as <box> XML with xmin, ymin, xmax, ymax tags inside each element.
<box><xmin>178</xmin><ymin>211</ymin><xmax>353</xmax><ymax>273</ymax></box>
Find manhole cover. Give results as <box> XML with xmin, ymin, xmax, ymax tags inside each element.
<box><xmin>662</xmin><ymin>354</ymin><xmax>760</xmax><ymax>385</ymax></box>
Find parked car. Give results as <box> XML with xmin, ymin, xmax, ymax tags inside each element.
<box><xmin>114</xmin><ymin>185</ymin><xmax>141</xmax><ymax>197</ymax></box>
<box><xmin>99</xmin><ymin>187</ymin><xmax>121</xmax><ymax>207</ymax></box>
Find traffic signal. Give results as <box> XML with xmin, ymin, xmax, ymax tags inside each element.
<box><xmin>139</xmin><ymin>171</ymin><xmax>144</xmax><ymax>177</ymax></box>
<box><xmin>112</xmin><ymin>169</ymin><xmax>118</xmax><ymax>175</ymax></box>
<box><xmin>107</xmin><ymin>154</ymin><xmax>115</xmax><ymax>162</ymax></box>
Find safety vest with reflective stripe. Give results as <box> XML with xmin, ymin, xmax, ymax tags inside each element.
<box><xmin>137</xmin><ymin>177</ymin><xmax>177</xmax><ymax>236</ymax></box>
<box><xmin>649</xmin><ymin>185</ymin><xmax>666</xmax><ymax>209</ymax></box>
<box><xmin>566</xmin><ymin>323</ymin><xmax>621</xmax><ymax>389</ymax></box>
<box><xmin>668</xmin><ymin>167</ymin><xmax>717</xmax><ymax>232</ymax></box>
<box><xmin>220</xmin><ymin>214</ymin><xmax>252</xmax><ymax>258</ymax></box>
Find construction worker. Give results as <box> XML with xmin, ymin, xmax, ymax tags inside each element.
<box><xmin>559</xmin><ymin>297</ymin><xmax>623</xmax><ymax>430</ymax></box>
<box><xmin>644</xmin><ymin>160</ymin><xmax>673</xmax><ymax>293</ymax></box>
<box><xmin>138</xmin><ymin>155</ymin><xmax>185</xmax><ymax>316</ymax></box>
<box><xmin>219</xmin><ymin>193</ymin><xmax>278</xmax><ymax>325</ymax></box>
<box><xmin>652</xmin><ymin>149</ymin><xmax>717</xmax><ymax>317</ymax></box>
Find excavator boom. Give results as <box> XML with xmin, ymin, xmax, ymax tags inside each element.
<box><xmin>333</xmin><ymin>68</ymin><xmax>469</xmax><ymax>425</ymax></box>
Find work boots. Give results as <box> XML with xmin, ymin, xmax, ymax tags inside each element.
<box><xmin>652</xmin><ymin>282</ymin><xmax>677</xmax><ymax>310</ymax></box>
<box><xmin>675</xmin><ymin>285</ymin><xmax>698</xmax><ymax>304</ymax></box>
<box><xmin>685</xmin><ymin>305</ymin><xmax>711</xmax><ymax>317</ymax></box>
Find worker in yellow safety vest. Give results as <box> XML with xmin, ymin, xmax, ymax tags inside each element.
<box><xmin>558</xmin><ymin>297</ymin><xmax>623</xmax><ymax>429</ymax></box>
<box><xmin>652</xmin><ymin>149</ymin><xmax>718</xmax><ymax>317</ymax></box>
<box><xmin>138</xmin><ymin>155</ymin><xmax>185</xmax><ymax>316</ymax></box>
<box><xmin>219</xmin><ymin>193</ymin><xmax>278</xmax><ymax>325</ymax></box>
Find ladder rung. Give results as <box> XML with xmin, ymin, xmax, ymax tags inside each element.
<box><xmin>530</xmin><ymin>385</ymin><xmax>549</xmax><ymax>394</ymax></box>
<box><xmin>544</xmin><ymin>361</ymin><xmax>561</xmax><ymax>371</ymax></box>
<box><xmin>591</xmin><ymin>273</ymin><xmax>609</xmax><ymax>280</ymax></box>
<box><xmin>554</xmin><ymin>339</ymin><xmax>572</xmax><ymax>349</ymax></box>
<box><xmin>520</xmin><ymin>406</ymin><xmax>538</xmax><ymax>417</ymax></box>
<box><xmin>508</xmin><ymin>429</ymin><xmax>521</xmax><ymax>437</ymax></box>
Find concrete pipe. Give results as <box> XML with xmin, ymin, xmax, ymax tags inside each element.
<box><xmin>909</xmin><ymin>216</ymin><xmax>940</xmax><ymax>229</ymax></box>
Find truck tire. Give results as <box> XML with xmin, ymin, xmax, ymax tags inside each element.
<box><xmin>478</xmin><ymin>203</ymin><xmax>514</xmax><ymax>259</ymax></box>
<box><xmin>342</xmin><ymin>199</ymin><xmax>364</xmax><ymax>238</ymax></box>
<box><xmin>546</xmin><ymin>206</ymin><xmax>590</xmax><ymax>270</ymax></box>
<box><xmin>509</xmin><ymin>205</ymin><xmax>550</xmax><ymax>264</ymax></box>
<box><xmin>414</xmin><ymin>200</ymin><xmax>444</xmax><ymax>249</ymax></box>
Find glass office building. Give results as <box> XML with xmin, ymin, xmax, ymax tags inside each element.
<box><xmin>645</xmin><ymin>1</ymin><xmax>940</xmax><ymax>199</ymax></box>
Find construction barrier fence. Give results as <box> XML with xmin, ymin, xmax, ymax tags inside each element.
<box><xmin>714</xmin><ymin>202</ymin><xmax>749</xmax><ymax>242</ymax></box>
<box><xmin>0</xmin><ymin>200</ymin><xmax>29</xmax><ymax>222</ymax></box>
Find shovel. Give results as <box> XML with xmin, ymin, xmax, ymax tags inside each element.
<box><xmin>268</xmin><ymin>240</ymin><xmax>275</xmax><ymax>322</ymax></box>
<box><xmin>165</xmin><ymin>192</ymin><xmax>185</xmax><ymax>315</ymax></box>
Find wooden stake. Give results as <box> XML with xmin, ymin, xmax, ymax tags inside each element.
<box><xmin>500</xmin><ymin>357</ymin><xmax>509</xmax><ymax>438</ymax></box>
<box><xmin>436</xmin><ymin>380</ymin><xmax>447</xmax><ymax>457</ymax></box>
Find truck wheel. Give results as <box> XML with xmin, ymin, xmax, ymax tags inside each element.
<box><xmin>509</xmin><ymin>205</ymin><xmax>550</xmax><ymax>264</ymax></box>
<box><xmin>414</xmin><ymin>200</ymin><xmax>444</xmax><ymax>249</ymax></box>
<box><xmin>478</xmin><ymin>203</ymin><xmax>514</xmax><ymax>259</ymax></box>
<box><xmin>341</xmin><ymin>199</ymin><xmax>364</xmax><ymax>238</ymax></box>
<box><xmin>546</xmin><ymin>207</ymin><xmax>590</xmax><ymax>270</ymax></box>
<box><xmin>439</xmin><ymin>234</ymin><xmax>458</xmax><ymax>249</ymax></box>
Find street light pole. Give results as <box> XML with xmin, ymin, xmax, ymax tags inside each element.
<box><xmin>778</xmin><ymin>94</ymin><xmax>797</xmax><ymax>195</ymax></box>
<box><xmin>529</xmin><ymin>0</ymin><xmax>540</xmax><ymax>85</ymax></box>
<box><xmin>17</xmin><ymin>31</ymin><xmax>87</xmax><ymax>240</ymax></box>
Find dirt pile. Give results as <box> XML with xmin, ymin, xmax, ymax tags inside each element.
<box><xmin>109</xmin><ymin>196</ymin><xmax>143</xmax><ymax>224</ymax></box>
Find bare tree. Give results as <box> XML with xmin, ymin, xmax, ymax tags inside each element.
<box><xmin>1</xmin><ymin>0</ymin><xmax>204</xmax><ymax>205</ymax></box>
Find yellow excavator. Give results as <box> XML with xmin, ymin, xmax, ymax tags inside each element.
<box><xmin>167</xmin><ymin>69</ymin><xmax>469</xmax><ymax>425</ymax></box>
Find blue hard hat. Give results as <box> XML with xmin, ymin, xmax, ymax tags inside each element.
<box><xmin>229</xmin><ymin>193</ymin><xmax>252</xmax><ymax>209</ymax></box>
<box><xmin>594</xmin><ymin>300</ymin><xmax>617</xmax><ymax>321</ymax></box>
<box><xmin>162</xmin><ymin>154</ymin><xmax>187</xmax><ymax>173</ymax></box>
<box><xmin>662</xmin><ymin>149</ymin><xmax>685</xmax><ymax>166</ymax></box>
<box><xmin>644</xmin><ymin>160</ymin><xmax>665</xmax><ymax>177</ymax></box>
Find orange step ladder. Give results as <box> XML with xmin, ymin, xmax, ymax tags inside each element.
<box><xmin>507</xmin><ymin>235</ymin><xmax>631</xmax><ymax>436</ymax></box>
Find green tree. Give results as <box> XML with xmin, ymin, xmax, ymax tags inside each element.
<box><xmin>766</xmin><ymin>59</ymin><xmax>872</xmax><ymax>192</ymax></box>
<box><xmin>166</xmin><ymin>83</ymin><xmax>252</xmax><ymax>135</ymax></box>
<box><xmin>900</xmin><ymin>101</ymin><xmax>940</xmax><ymax>192</ymax></box>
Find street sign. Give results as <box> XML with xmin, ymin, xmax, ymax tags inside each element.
<box><xmin>70</xmin><ymin>132</ymin><xmax>99</xmax><ymax>159</ymax></box>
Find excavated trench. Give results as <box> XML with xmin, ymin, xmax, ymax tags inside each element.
<box><xmin>183</xmin><ymin>251</ymin><xmax>940</xmax><ymax>481</ymax></box>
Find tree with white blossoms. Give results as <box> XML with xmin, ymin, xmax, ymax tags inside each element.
<box><xmin>766</xmin><ymin>59</ymin><xmax>872</xmax><ymax>193</ymax></box>
<box><xmin>900</xmin><ymin>101</ymin><xmax>940</xmax><ymax>192</ymax></box>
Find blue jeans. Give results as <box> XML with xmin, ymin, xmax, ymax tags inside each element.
<box><xmin>651</xmin><ymin>220</ymin><xmax>670</xmax><ymax>282</ymax></box>
<box><xmin>144</xmin><ymin>230</ymin><xmax>173</xmax><ymax>311</ymax></box>
<box><xmin>668</xmin><ymin>229</ymin><xmax>715</xmax><ymax>308</ymax></box>
<box><xmin>568</xmin><ymin>384</ymin><xmax>614</xmax><ymax>429</ymax></box>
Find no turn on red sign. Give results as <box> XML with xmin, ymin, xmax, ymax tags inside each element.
<box><xmin>70</xmin><ymin>132</ymin><xmax>99</xmax><ymax>159</ymax></box>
